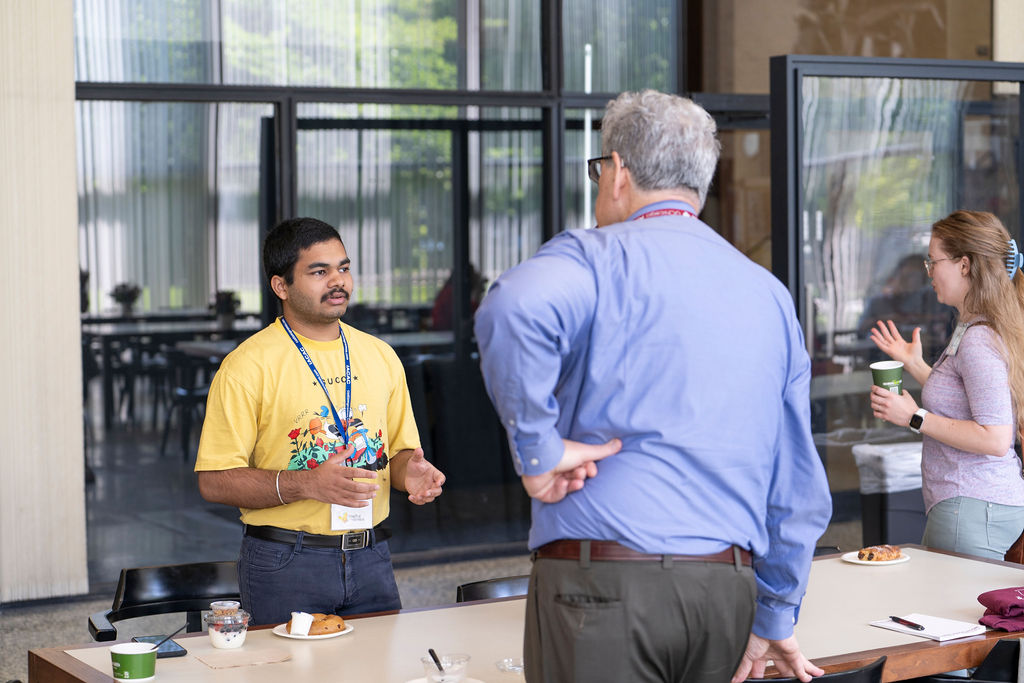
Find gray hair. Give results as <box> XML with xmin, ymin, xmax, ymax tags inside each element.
<box><xmin>601</xmin><ymin>90</ymin><xmax>720</xmax><ymax>206</ymax></box>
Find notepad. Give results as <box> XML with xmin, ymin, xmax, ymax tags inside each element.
<box><xmin>869</xmin><ymin>613</ymin><xmax>986</xmax><ymax>642</ymax></box>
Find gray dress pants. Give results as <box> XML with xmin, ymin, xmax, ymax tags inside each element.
<box><xmin>524</xmin><ymin>553</ymin><xmax>756</xmax><ymax>683</ymax></box>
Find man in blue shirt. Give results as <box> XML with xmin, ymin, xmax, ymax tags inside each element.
<box><xmin>474</xmin><ymin>90</ymin><xmax>832</xmax><ymax>683</ymax></box>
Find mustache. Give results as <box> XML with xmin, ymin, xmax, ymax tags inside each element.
<box><xmin>322</xmin><ymin>287</ymin><xmax>349</xmax><ymax>302</ymax></box>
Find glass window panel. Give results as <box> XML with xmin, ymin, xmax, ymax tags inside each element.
<box><xmin>77</xmin><ymin>101</ymin><xmax>271</xmax><ymax>314</ymax></box>
<box><xmin>562</xmin><ymin>0</ymin><xmax>676</xmax><ymax>93</ymax></box>
<box><xmin>702</xmin><ymin>0</ymin><xmax>992</xmax><ymax>94</ymax></box>
<box><xmin>798</xmin><ymin>76</ymin><xmax>1019</xmax><ymax>441</ymax></box>
<box><xmin>295</xmin><ymin>109</ymin><xmax>454</xmax><ymax>324</ymax></box>
<box><xmin>564</xmin><ymin>107</ymin><xmax>603</xmax><ymax>231</ymax></box>
<box><xmin>295</xmin><ymin>105</ymin><xmax>543</xmax><ymax>333</ymax></box>
<box><xmin>75</xmin><ymin>0</ymin><xmax>542</xmax><ymax>90</ymax></box>
<box><xmin>474</xmin><ymin>108</ymin><xmax>544</xmax><ymax>293</ymax></box>
<box><xmin>479</xmin><ymin>1</ymin><xmax>541</xmax><ymax>90</ymax></box>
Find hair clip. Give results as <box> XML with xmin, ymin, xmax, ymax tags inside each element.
<box><xmin>1008</xmin><ymin>240</ymin><xmax>1023</xmax><ymax>279</ymax></box>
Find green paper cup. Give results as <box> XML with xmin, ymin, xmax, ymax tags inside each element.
<box><xmin>110</xmin><ymin>642</ymin><xmax>157</xmax><ymax>681</ymax></box>
<box><xmin>870</xmin><ymin>360</ymin><xmax>904</xmax><ymax>395</ymax></box>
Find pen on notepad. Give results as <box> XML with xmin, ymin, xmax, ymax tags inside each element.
<box><xmin>889</xmin><ymin>615</ymin><xmax>925</xmax><ymax>631</ymax></box>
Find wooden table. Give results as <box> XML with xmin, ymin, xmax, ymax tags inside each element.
<box><xmin>793</xmin><ymin>546</ymin><xmax>1024</xmax><ymax>680</ymax></box>
<box><xmin>29</xmin><ymin>598</ymin><xmax>525</xmax><ymax>682</ymax></box>
<box><xmin>28</xmin><ymin>547</ymin><xmax>1024</xmax><ymax>682</ymax></box>
<box><xmin>82</xmin><ymin>319</ymin><xmax>262</xmax><ymax>429</ymax></box>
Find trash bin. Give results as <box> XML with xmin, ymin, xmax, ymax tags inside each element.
<box><xmin>852</xmin><ymin>442</ymin><xmax>926</xmax><ymax>547</ymax></box>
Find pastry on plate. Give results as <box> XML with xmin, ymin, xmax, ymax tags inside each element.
<box><xmin>287</xmin><ymin>612</ymin><xmax>346</xmax><ymax>635</ymax></box>
<box><xmin>857</xmin><ymin>544</ymin><xmax>902</xmax><ymax>561</ymax></box>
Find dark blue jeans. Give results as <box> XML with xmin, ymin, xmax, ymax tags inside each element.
<box><xmin>238</xmin><ymin>531</ymin><xmax>402</xmax><ymax>627</ymax></box>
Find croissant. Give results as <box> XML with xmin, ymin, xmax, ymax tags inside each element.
<box><xmin>857</xmin><ymin>544</ymin><xmax>902</xmax><ymax>561</ymax></box>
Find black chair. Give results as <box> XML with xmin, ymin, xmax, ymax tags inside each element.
<box><xmin>88</xmin><ymin>561</ymin><xmax>239</xmax><ymax>641</ymax></box>
<box><xmin>759</xmin><ymin>655</ymin><xmax>885</xmax><ymax>682</ymax></box>
<box><xmin>159</xmin><ymin>349</ymin><xmax>218</xmax><ymax>460</ymax></box>
<box><xmin>908</xmin><ymin>639</ymin><xmax>1019</xmax><ymax>682</ymax></box>
<box><xmin>455</xmin><ymin>575</ymin><xmax>530</xmax><ymax>603</ymax></box>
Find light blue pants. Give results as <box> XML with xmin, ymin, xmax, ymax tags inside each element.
<box><xmin>922</xmin><ymin>496</ymin><xmax>1024</xmax><ymax>560</ymax></box>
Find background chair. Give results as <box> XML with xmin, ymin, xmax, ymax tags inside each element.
<box><xmin>159</xmin><ymin>349</ymin><xmax>219</xmax><ymax>460</ymax></box>
<box><xmin>455</xmin><ymin>575</ymin><xmax>530</xmax><ymax>603</ymax></box>
<box><xmin>759</xmin><ymin>655</ymin><xmax>885</xmax><ymax>682</ymax></box>
<box><xmin>907</xmin><ymin>639</ymin><xmax>1019</xmax><ymax>682</ymax></box>
<box><xmin>88</xmin><ymin>560</ymin><xmax>239</xmax><ymax>641</ymax></box>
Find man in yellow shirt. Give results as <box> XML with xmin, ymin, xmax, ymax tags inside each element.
<box><xmin>196</xmin><ymin>217</ymin><xmax>445</xmax><ymax>626</ymax></box>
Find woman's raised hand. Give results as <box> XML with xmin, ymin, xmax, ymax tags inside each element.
<box><xmin>869</xmin><ymin>320</ymin><xmax>922</xmax><ymax>367</ymax></box>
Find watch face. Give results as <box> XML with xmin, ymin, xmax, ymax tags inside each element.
<box><xmin>910</xmin><ymin>414</ymin><xmax>924</xmax><ymax>429</ymax></box>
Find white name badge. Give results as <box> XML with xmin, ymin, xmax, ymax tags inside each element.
<box><xmin>331</xmin><ymin>503</ymin><xmax>373</xmax><ymax>531</ymax></box>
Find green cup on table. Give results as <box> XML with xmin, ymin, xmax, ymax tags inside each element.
<box><xmin>870</xmin><ymin>360</ymin><xmax>904</xmax><ymax>395</ymax></box>
<box><xmin>110</xmin><ymin>642</ymin><xmax>156</xmax><ymax>680</ymax></box>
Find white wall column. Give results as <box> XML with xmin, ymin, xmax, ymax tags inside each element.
<box><xmin>0</xmin><ymin>0</ymin><xmax>87</xmax><ymax>602</ymax></box>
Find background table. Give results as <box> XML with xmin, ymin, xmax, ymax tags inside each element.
<box><xmin>82</xmin><ymin>319</ymin><xmax>262</xmax><ymax>429</ymax></box>
<box><xmin>175</xmin><ymin>330</ymin><xmax>455</xmax><ymax>364</ymax></box>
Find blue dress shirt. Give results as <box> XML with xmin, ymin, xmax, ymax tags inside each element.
<box><xmin>474</xmin><ymin>200</ymin><xmax>832</xmax><ymax>639</ymax></box>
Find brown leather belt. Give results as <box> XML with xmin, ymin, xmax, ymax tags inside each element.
<box><xmin>535</xmin><ymin>539</ymin><xmax>752</xmax><ymax>566</ymax></box>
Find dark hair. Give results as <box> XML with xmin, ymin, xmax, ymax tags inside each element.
<box><xmin>262</xmin><ymin>217</ymin><xmax>343</xmax><ymax>285</ymax></box>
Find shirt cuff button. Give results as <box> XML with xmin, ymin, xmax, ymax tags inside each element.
<box><xmin>508</xmin><ymin>418</ymin><xmax>516</xmax><ymax>427</ymax></box>
<box><xmin>530</xmin><ymin>458</ymin><xmax>539</xmax><ymax>466</ymax></box>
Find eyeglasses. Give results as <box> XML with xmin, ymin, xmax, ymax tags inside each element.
<box><xmin>587</xmin><ymin>156</ymin><xmax>613</xmax><ymax>183</ymax></box>
<box><xmin>923</xmin><ymin>257</ymin><xmax>956</xmax><ymax>276</ymax></box>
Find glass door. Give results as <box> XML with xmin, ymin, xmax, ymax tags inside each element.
<box><xmin>770</xmin><ymin>56</ymin><xmax>1024</xmax><ymax>543</ymax></box>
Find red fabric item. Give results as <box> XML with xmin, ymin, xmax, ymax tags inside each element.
<box><xmin>980</xmin><ymin>610</ymin><xmax>1024</xmax><ymax>632</ymax></box>
<box><xmin>978</xmin><ymin>586</ymin><xmax>1024</xmax><ymax>617</ymax></box>
<box><xmin>977</xmin><ymin>587</ymin><xmax>1024</xmax><ymax>630</ymax></box>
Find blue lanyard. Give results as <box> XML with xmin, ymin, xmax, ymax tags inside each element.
<box><xmin>279</xmin><ymin>317</ymin><xmax>351</xmax><ymax>446</ymax></box>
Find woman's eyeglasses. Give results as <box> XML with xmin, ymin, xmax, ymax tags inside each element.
<box><xmin>923</xmin><ymin>257</ymin><xmax>955</xmax><ymax>276</ymax></box>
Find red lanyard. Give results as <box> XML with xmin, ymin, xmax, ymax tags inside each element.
<box><xmin>632</xmin><ymin>208</ymin><xmax>695</xmax><ymax>221</ymax></box>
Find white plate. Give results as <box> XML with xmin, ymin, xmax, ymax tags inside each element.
<box><xmin>405</xmin><ymin>679</ymin><xmax>485</xmax><ymax>683</ymax></box>
<box><xmin>271</xmin><ymin>622</ymin><xmax>354</xmax><ymax>639</ymax></box>
<box><xmin>841</xmin><ymin>550</ymin><xmax>910</xmax><ymax>566</ymax></box>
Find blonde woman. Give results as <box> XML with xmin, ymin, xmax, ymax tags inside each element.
<box><xmin>870</xmin><ymin>210</ymin><xmax>1024</xmax><ymax>560</ymax></box>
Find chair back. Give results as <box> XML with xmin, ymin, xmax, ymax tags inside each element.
<box><xmin>913</xmin><ymin>639</ymin><xmax>1019</xmax><ymax>682</ymax></box>
<box><xmin>88</xmin><ymin>561</ymin><xmax>239</xmax><ymax>641</ymax></box>
<box><xmin>455</xmin><ymin>575</ymin><xmax>530</xmax><ymax>603</ymax></box>
<box><xmin>762</xmin><ymin>655</ymin><xmax>884</xmax><ymax>682</ymax></box>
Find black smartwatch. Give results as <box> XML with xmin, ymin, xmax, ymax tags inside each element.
<box><xmin>909</xmin><ymin>408</ymin><xmax>928</xmax><ymax>434</ymax></box>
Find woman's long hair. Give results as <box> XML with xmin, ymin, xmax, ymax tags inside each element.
<box><xmin>932</xmin><ymin>210</ymin><xmax>1024</xmax><ymax>438</ymax></box>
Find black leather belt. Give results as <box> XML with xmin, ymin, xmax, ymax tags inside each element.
<box><xmin>244</xmin><ymin>524</ymin><xmax>391</xmax><ymax>551</ymax></box>
<box><xmin>535</xmin><ymin>539</ymin><xmax>752</xmax><ymax>566</ymax></box>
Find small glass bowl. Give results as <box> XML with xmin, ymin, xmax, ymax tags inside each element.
<box><xmin>420</xmin><ymin>653</ymin><xmax>470</xmax><ymax>682</ymax></box>
<box><xmin>496</xmin><ymin>657</ymin><xmax>524</xmax><ymax>675</ymax></box>
<box><xmin>207</xmin><ymin>608</ymin><xmax>250</xmax><ymax>649</ymax></box>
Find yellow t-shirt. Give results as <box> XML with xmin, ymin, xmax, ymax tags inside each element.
<box><xmin>195</xmin><ymin>318</ymin><xmax>420</xmax><ymax>533</ymax></box>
